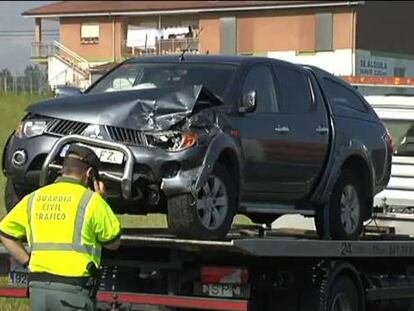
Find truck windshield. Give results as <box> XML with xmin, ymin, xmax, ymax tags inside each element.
<box><xmin>383</xmin><ymin>120</ymin><xmax>414</xmax><ymax>156</ymax></box>
<box><xmin>87</xmin><ymin>62</ymin><xmax>238</xmax><ymax>101</ymax></box>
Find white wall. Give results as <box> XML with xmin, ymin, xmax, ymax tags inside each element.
<box><xmin>48</xmin><ymin>56</ymin><xmax>91</xmax><ymax>89</ymax></box>
<box><xmin>48</xmin><ymin>56</ymin><xmax>74</xmax><ymax>88</ymax></box>
<box><xmin>267</xmin><ymin>49</ymin><xmax>354</xmax><ymax>76</ymax></box>
<box><xmin>268</xmin><ymin>49</ymin><xmax>414</xmax><ymax>80</ymax></box>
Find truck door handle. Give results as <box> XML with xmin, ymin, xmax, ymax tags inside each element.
<box><xmin>274</xmin><ymin>125</ymin><xmax>290</xmax><ymax>133</ymax></box>
<box><xmin>315</xmin><ymin>126</ymin><xmax>329</xmax><ymax>134</ymax></box>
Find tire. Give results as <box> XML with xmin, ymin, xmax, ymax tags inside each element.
<box><xmin>167</xmin><ymin>163</ymin><xmax>237</xmax><ymax>240</ymax></box>
<box><xmin>5</xmin><ymin>179</ymin><xmax>24</xmax><ymax>213</ymax></box>
<box><xmin>325</xmin><ymin>276</ymin><xmax>359</xmax><ymax>311</ymax></box>
<box><xmin>315</xmin><ymin>170</ymin><xmax>365</xmax><ymax>240</ymax></box>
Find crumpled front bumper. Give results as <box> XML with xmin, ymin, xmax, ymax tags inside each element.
<box><xmin>4</xmin><ymin>132</ymin><xmax>208</xmax><ymax>205</ymax></box>
<box><xmin>40</xmin><ymin>135</ymin><xmax>207</xmax><ymax>200</ymax></box>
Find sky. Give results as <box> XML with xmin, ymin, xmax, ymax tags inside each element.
<box><xmin>0</xmin><ymin>1</ymin><xmax>59</xmax><ymax>75</ymax></box>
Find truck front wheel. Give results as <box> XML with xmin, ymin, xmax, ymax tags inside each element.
<box><xmin>167</xmin><ymin>164</ymin><xmax>236</xmax><ymax>240</ymax></box>
<box><xmin>325</xmin><ymin>276</ymin><xmax>359</xmax><ymax>311</ymax></box>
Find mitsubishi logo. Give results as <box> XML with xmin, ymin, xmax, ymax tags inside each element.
<box><xmin>83</xmin><ymin>124</ymin><xmax>104</xmax><ymax>139</ymax></box>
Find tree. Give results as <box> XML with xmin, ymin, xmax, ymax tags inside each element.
<box><xmin>24</xmin><ymin>64</ymin><xmax>43</xmax><ymax>92</ymax></box>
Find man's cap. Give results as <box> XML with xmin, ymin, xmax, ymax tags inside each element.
<box><xmin>65</xmin><ymin>144</ymin><xmax>100</xmax><ymax>169</ymax></box>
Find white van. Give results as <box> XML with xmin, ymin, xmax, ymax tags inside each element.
<box><xmin>366</xmin><ymin>95</ymin><xmax>414</xmax><ymax>210</ymax></box>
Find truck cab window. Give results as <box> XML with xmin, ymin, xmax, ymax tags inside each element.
<box><xmin>242</xmin><ymin>65</ymin><xmax>279</xmax><ymax>113</ymax></box>
<box><xmin>324</xmin><ymin>78</ymin><xmax>368</xmax><ymax>112</ymax></box>
<box><xmin>274</xmin><ymin>65</ymin><xmax>312</xmax><ymax>114</ymax></box>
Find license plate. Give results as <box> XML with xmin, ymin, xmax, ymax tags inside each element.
<box><xmin>201</xmin><ymin>284</ymin><xmax>247</xmax><ymax>298</ymax></box>
<box><xmin>60</xmin><ymin>145</ymin><xmax>124</xmax><ymax>164</ymax></box>
<box><xmin>8</xmin><ymin>271</ymin><xmax>28</xmax><ymax>287</ymax></box>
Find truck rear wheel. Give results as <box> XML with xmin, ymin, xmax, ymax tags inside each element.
<box><xmin>167</xmin><ymin>164</ymin><xmax>236</xmax><ymax>240</ymax></box>
<box><xmin>325</xmin><ymin>276</ymin><xmax>359</xmax><ymax>311</ymax></box>
<box><xmin>316</xmin><ymin>171</ymin><xmax>364</xmax><ymax>240</ymax></box>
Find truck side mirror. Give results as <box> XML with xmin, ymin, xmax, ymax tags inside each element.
<box><xmin>54</xmin><ymin>86</ymin><xmax>82</xmax><ymax>98</ymax></box>
<box><xmin>240</xmin><ymin>90</ymin><xmax>257</xmax><ymax>113</ymax></box>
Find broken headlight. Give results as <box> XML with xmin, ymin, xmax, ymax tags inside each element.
<box><xmin>146</xmin><ymin>131</ymin><xmax>198</xmax><ymax>151</ymax></box>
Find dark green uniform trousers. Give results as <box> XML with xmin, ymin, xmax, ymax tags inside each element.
<box><xmin>29</xmin><ymin>281</ymin><xmax>95</xmax><ymax>311</ymax></box>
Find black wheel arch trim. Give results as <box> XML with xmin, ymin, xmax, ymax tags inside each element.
<box><xmin>312</xmin><ymin>140</ymin><xmax>376</xmax><ymax>205</ymax></box>
<box><xmin>193</xmin><ymin>132</ymin><xmax>243</xmax><ymax>196</ymax></box>
<box><xmin>160</xmin><ymin>132</ymin><xmax>242</xmax><ymax>199</ymax></box>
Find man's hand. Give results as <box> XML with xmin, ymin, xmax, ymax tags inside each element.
<box><xmin>94</xmin><ymin>179</ymin><xmax>106</xmax><ymax>196</ymax></box>
<box><xmin>103</xmin><ymin>238</ymin><xmax>121</xmax><ymax>251</ymax></box>
<box><xmin>0</xmin><ymin>236</ymin><xmax>30</xmax><ymax>267</ymax></box>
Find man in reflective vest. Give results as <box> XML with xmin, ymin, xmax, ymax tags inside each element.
<box><xmin>0</xmin><ymin>144</ymin><xmax>121</xmax><ymax>311</ymax></box>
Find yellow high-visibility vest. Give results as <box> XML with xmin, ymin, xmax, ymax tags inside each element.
<box><xmin>0</xmin><ymin>177</ymin><xmax>121</xmax><ymax>277</ymax></box>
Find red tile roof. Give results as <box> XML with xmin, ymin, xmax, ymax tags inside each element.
<box><xmin>23</xmin><ymin>1</ymin><xmax>362</xmax><ymax>17</ymax></box>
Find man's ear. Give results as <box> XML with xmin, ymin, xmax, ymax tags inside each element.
<box><xmin>86</xmin><ymin>167</ymin><xmax>94</xmax><ymax>179</ymax></box>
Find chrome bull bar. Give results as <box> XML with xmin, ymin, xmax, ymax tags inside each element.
<box><xmin>39</xmin><ymin>135</ymin><xmax>135</xmax><ymax>199</ymax></box>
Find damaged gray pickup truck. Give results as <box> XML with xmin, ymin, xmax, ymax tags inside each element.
<box><xmin>2</xmin><ymin>55</ymin><xmax>392</xmax><ymax>240</ymax></box>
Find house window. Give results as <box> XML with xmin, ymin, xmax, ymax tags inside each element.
<box><xmin>394</xmin><ymin>67</ymin><xmax>406</xmax><ymax>77</ymax></box>
<box><xmin>315</xmin><ymin>13</ymin><xmax>333</xmax><ymax>51</ymax></box>
<box><xmin>81</xmin><ymin>23</ymin><xmax>99</xmax><ymax>44</ymax></box>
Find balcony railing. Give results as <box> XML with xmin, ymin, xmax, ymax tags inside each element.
<box><xmin>31</xmin><ymin>41</ymin><xmax>55</xmax><ymax>59</ymax></box>
<box><xmin>121</xmin><ymin>38</ymin><xmax>199</xmax><ymax>58</ymax></box>
<box><xmin>31</xmin><ymin>41</ymin><xmax>89</xmax><ymax>76</ymax></box>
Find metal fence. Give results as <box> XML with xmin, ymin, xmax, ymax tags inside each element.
<box><xmin>0</xmin><ymin>73</ymin><xmax>51</xmax><ymax>95</ymax></box>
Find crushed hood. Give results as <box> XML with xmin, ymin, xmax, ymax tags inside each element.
<box><xmin>27</xmin><ymin>85</ymin><xmax>222</xmax><ymax>131</ymax></box>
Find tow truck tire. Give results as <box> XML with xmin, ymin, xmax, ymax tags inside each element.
<box><xmin>316</xmin><ymin>171</ymin><xmax>364</xmax><ymax>240</ymax></box>
<box><xmin>325</xmin><ymin>276</ymin><xmax>359</xmax><ymax>311</ymax></box>
<box><xmin>5</xmin><ymin>179</ymin><xmax>23</xmax><ymax>213</ymax></box>
<box><xmin>167</xmin><ymin>164</ymin><xmax>236</xmax><ymax>240</ymax></box>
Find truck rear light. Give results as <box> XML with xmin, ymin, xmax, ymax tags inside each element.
<box><xmin>201</xmin><ymin>266</ymin><xmax>249</xmax><ymax>285</ymax></box>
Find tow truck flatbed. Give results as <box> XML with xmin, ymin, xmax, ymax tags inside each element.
<box><xmin>118</xmin><ymin>227</ymin><xmax>414</xmax><ymax>258</ymax></box>
<box><xmin>1</xmin><ymin>226</ymin><xmax>413</xmax><ymax>259</ymax></box>
<box><xmin>2</xmin><ymin>226</ymin><xmax>414</xmax><ymax>311</ymax></box>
